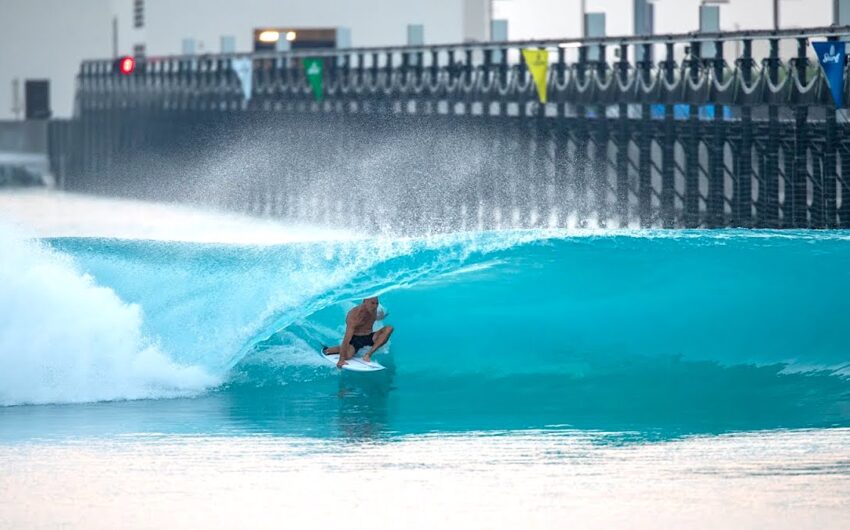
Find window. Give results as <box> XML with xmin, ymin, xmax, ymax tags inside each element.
<box><xmin>133</xmin><ymin>43</ymin><xmax>146</xmax><ymax>58</ymax></box>
<box><xmin>133</xmin><ymin>0</ymin><xmax>144</xmax><ymax>29</ymax></box>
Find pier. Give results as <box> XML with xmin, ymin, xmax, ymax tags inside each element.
<box><xmin>51</xmin><ymin>26</ymin><xmax>850</xmax><ymax>231</ymax></box>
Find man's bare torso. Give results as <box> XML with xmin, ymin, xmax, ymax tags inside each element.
<box><xmin>347</xmin><ymin>304</ymin><xmax>377</xmax><ymax>335</ymax></box>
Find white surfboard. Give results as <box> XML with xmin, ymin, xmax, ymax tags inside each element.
<box><xmin>319</xmin><ymin>350</ymin><xmax>386</xmax><ymax>372</ymax></box>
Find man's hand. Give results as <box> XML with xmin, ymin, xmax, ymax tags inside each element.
<box><xmin>336</xmin><ymin>359</ymin><xmax>346</xmax><ymax>369</ymax></box>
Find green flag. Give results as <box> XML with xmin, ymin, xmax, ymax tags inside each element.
<box><xmin>303</xmin><ymin>58</ymin><xmax>324</xmax><ymax>102</ymax></box>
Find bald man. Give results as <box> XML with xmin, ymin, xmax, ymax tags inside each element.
<box><xmin>322</xmin><ymin>297</ymin><xmax>394</xmax><ymax>368</ymax></box>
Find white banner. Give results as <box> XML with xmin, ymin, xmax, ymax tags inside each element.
<box><xmin>231</xmin><ymin>58</ymin><xmax>253</xmax><ymax>101</ymax></box>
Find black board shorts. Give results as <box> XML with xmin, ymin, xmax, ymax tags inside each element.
<box><xmin>349</xmin><ymin>334</ymin><xmax>374</xmax><ymax>351</ymax></box>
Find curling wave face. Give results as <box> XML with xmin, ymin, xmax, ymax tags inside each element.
<box><xmin>2</xmin><ymin>226</ymin><xmax>850</xmax><ymax>431</ymax></box>
<box><xmin>0</xmin><ymin>225</ymin><xmax>217</xmax><ymax>406</ymax></box>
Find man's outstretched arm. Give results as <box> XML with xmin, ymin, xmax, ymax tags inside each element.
<box><xmin>336</xmin><ymin>310</ymin><xmax>359</xmax><ymax>368</ymax></box>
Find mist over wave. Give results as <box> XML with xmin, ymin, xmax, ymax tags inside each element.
<box><xmin>0</xmin><ymin>189</ymin><xmax>357</xmax><ymax>244</ymax></box>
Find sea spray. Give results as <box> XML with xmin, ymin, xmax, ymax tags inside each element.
<box><xmin>0</xmin><ymin>225</ymin><xmax>217</xmax><ymax>406</ymax></box>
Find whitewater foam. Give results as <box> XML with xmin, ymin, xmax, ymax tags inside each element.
<box><xmin>0</xmin><ymin>225</ymin><xmax>218</xmax><ymax>406</ymax></box>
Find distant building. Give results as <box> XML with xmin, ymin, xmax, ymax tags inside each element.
<box><xmin>493</xmin><ymin>0</ymin><xmax>837</xmax><ymax>42</ymax></box>
<box><xmin>0</xmin><ymin>0</ymin><xmax>842</xmax><ymax>120</ymax></box>
<box><xmin>0</xmin><ymin>0</ymin><xmax>491</xmax><ymax>120</ymax></box>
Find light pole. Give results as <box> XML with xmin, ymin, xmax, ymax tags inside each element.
<box><xmin>835</xmin><ymin>0</ymin><xmax>850</xmax><ymax>25</ymax></box>
<box><xmin>772</xmin><ymin>0</ymin><xmax>784</xmax><ymax>30</ymax></box>
<box><xmin>581</xmin><ymin>0</ymin><xmax>587</xmax><ymax>37</ymax></box>
<box><xmin>773</xmin><ymin>0</ymin><xmax>804</xmax><ymax>31</ymax></box>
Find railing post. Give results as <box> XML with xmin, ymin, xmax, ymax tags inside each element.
<box><xmin>368</xmin><ymin>52</ymin><xmax>378</xmax><ymax>113</ymax></box>
<box><xmin>342</xmin><ymin>53</ymin><xmax>351</xmax><ymax>113</ymax></box>
<box><xmin>329</xmin><ymin>52</ymin><xmax>338</xmax><ymax>90</ymax></box>
<box><xmin>386</xmin><ymin>51</ymin><xmax>395</xmax><ymax>113</ymax></box>
<box><xmin>466</xmin><ymin>48</ymin><xmax>474</xmax><ymax>116</ymax></box>
<box><xmin>498</xmin><ymin>45</ymin><xmax>508</xmax><ymax>119</ymax></box>
<box><xmin>430</xmin><ymin>49</ymin><xmax>439</xmax><ymax>81</ymax></box>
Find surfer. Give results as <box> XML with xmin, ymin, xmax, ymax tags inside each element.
<box><xmin>322</xmin><ymin>296</ymin><xmax>394</xmax><ymax>368</ymax></box>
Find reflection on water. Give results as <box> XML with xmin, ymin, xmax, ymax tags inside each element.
<box><xmin>1</xmin><ymin>429</ymin><xmax>849</xmax><ymax>529</ymax></box>
<box><xmin>2</xmin><ymin>358</ymin><xmax>849</xmax><ymax>444</ymax></box>
<box><xmin>3</xmin><ymin>350</ymin><xmax>849</xmax><ymax>529</ymax></box>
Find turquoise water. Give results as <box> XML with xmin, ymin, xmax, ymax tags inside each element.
<box><xmin>2</xmin><ymin>228</ymin><xmax>849</xmax><ymax>439</ymax></box>
<box><xmin>2</xmin><ymin>224</ymin><xmax>850</xmax><ymax>528</ymax></box>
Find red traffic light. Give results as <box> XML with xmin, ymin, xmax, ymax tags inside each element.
<box><xmin>118</xmin><ymin>56</ymin><xmax>135</xmax><ymax>75</ymax></box>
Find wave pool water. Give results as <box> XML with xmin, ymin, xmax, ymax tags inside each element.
<box><xmin>3</xmin><ymin>194</ymin><xmax>850</xmax><ymax>529</ymax></box>
<box><xmin>1</xmin><ymin>225</ymin><xmax>849</xmax><ymax>439</ymax></box>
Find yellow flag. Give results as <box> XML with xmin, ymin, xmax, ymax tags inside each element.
<box><xmin>522</xmin><ymin>49</ymin><xmax>549</xmax><ymax>104</ymax></box>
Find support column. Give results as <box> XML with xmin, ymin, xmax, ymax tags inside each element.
<box><xmin>638</xmin><ymin>43</ymin><xmax>652</xmax><ymax>228</ymax></box>
<box><xmin>555</xmin><ymin>47</ymin><xmax>571</xmax><ymax>227</ymax></box>
<box><xmin>792</xmin><ymin>38</ymin><xmax>809</xmax><ymax>227</ymax></box>
<box><xmin>841</xmin><ymin>130</ymin><xmax>850</xmax><ymax>228</ymax></box>
<box><xmin>616</xmin><ymin>44</ymin><xmax>630</xmax><ymax>227</ymax></box>
<box><xmin>594</xmin><ymin>44</ymin><xmax>609</xmax><ymax>226</ymax></box>
<box><xmin>825</xmin><ymin>111</ymin><xmax>838</xmax><ymax>227</ymax></box>
<box><xmin>684</xmin><ymin>41</ymin><xmax>701</xmax><ymax>228</ymax></box>
<box><xmin>763</xmin><ymin>38</ymin><xmax>780</xmax><ymax>227</ymax></box>
<box><xmin>707</xmin><ymin>38</ymin><xmax>725</xmax><ymax>227</ymax></box>
<box><xmin>661</xmin><ymin>42</ymin><xmax>676</xmax><ymax>227</ymax></box>
<box><xmin>737</xmin><ymin>39</ymin><xmax>754</xmax><ymax>226</ymax></box>
<box><xmin>575</xmin><ymin>45</ymin><xmax>589</xmax><ymax>226</ymax></box>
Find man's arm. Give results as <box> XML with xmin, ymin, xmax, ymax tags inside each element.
<box><xmin>337</xmin><ymin>326</ymin><xmax>354</xmax><ymax>367</ymax></box>
<box><xmin>336</xmin><ymin>309</ymin><xmax>359</xmax><ymax>367</ymax></box>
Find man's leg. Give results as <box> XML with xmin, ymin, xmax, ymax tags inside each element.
<box><xmin>363</xmin><ymin>326</ymin><xmax>394</xmax><ymax>362</ymax></box>
<box><xmin>322</xmin><ymin>344</ymin><xmax>340</xmax><ymax>355</ymax></box>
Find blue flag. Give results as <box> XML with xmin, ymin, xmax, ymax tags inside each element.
<box><xmin>812</xmin><ymin>41</ymin><xmax>846</xmax><ymax>108</ymax></box>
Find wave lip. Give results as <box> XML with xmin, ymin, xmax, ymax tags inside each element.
<box><xmin>0</xmin><ymin>225</ymin><xmax>217</xmax><ymax>406</ymax></box>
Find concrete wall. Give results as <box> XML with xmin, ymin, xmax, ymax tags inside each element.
<box><xmin>0</xmin><ymin>120</ymin><xmax>46</xmax><ymax>153</ymax></box>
